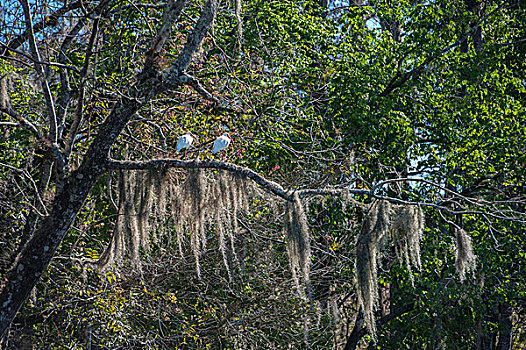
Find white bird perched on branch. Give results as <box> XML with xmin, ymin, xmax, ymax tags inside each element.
<box><xmin>176</xmin><ymin>132</ymin><xmax>194</xmax><ymax>152</ymax></box>
<box><xmin>212</xmin><ymin>133</ymin><xmax>231</xmax><ymax>154</ymax></box>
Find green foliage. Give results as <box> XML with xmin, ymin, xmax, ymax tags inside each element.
<box><xmin>2</xmin><ymin>0</ymin><xmax>525</xmax><ymax>348</ymax></box>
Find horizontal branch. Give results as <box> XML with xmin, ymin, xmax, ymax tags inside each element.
<box><xmin>104</xmin><ymin>160</ymin><xmax>432</xmax><ymax>203</ymax></box>
<box><xmin>372</xmin><ymin>177</ymin><xmax>488</xmax><ymax>207</ymax></box>
<box><xmin>109</xmin><ymin>3</ymin><xmax>166</xmax><ymax>15</ymax></box>
<box><xmin>0</xmin><ymin>44</ymin><xmax>81</xmax><ymax>73</ymax></box>
<box><xmin>106</xmin><ymin>159</ymin><xmax>526</xmax><ymax>224</ymax></box>
<box><xmin>296</xmin><ymin>188</ymin><xmax>369</xmax><ymax>203</ymax></box>
<box><xmin>107</xmin><ymin>158</ymin><xmax>290</xmax><ymax>200</ymax></box>
<box><xmin>107</xmin><ymin>159</ymin><xmax>375</xmax><ymax>202</ymax></box>
<box><xmin>0</xmin><ymin>122</ymin><xmax>19</xmax><ymax>127</ymax></box>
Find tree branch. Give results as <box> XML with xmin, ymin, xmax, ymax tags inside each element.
<box><xmin>145</xmin><ymin>0</ymin><xmax>187</xmax><ymax>65</ymax></box>
<box><xmin>344</xmin><ymin>304</ymin><xmax>414</xmax><ymax>350</ymax></box>
<box><xmin>1</xmin><ymin>1</ymin><xmax>82</xmax><ymax>56</ymax></box>
<box><xmin>180</xmin><ymin>73</ymin><xmax>220</xmax><ymax>103</ymax></box>
<box><xmin>57</xmin><ymin>16</ymin><xmax>90</xmax><ymax>138</ymax></box>
<box><xmin>379</xmin><ymin>5</ymin><xmax>502</xmax><ymax>97</ymax></box>
<box><xmin>63</xmin><ymin>2</ymin><xmax>109</xmax><ymax>159</ymax></box>
<box><xmin>0</xmin><ymin>106</ymin><xmax>43</xmax><ymax>140</ymax></box>
<box><xmin>0</xmin><ymin>43</ymin><xmax>81</xmax><ymax>73</ymax></box>
<box><xmin>164</xmin><ymin>0</ymin><xmax>220</xmax><ymax>83</ymax></box>
<box><xmin>107</xmin><ymin>158</ymin><xmax>290</xmax><ymax>200</ymax></box>
<box><xmin>105</xmin><ymin>159</ymin><xmax>526</xmax><ymax>224</ymax></box>
<box><xmin>20</xmin><ymin>0</ymin><xmax>59</xmax><ymax>144</ymax></box>
<box><xmin>0</xmin><ymin>0</ymin><xmax>223</xmax><ymax>338</ymax></box>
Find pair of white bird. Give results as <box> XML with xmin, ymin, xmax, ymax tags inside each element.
<box><xmin>176</xmin><ymin>132</ymin><xmax>231</xmax><ymax>154</ymax></box>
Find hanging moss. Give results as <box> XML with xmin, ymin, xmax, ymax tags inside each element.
<box><xmin>455</xmin><ymin>228</ymin><xmax>476</xmax><ymax>281</ymax></box>
<box><xmin>391</xmin><ymin>205</ymin><xmax>425</xmax><ymax>283</ymax></box>
<box><xmin>355</xmin><ymin>200</ymin><xmax>391</xmax><ymax>340</ymax></box>
<box><xmin>355</xmin><ymin>201</ymin><xmax>426</xmax><ymax>340</ymax></box>
<box><xmin>93</xmin><ymin>167</ymin><xmax>437</xmax><ymax>345</ymax></box>
<box><xmin>284</xmin><ymin>192</ymin><xmax>311</xmax><ymax>294</ymax></box>
<box><xmin>98</xmin><ymin>169</ymin><xmax>170</xmax><ymax>270</ymax></box>
<box><xmin>100</xmin><ymin>168</ymin><xmax>256</xmax><ymax>279</ymax></box>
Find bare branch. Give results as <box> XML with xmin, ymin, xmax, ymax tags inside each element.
<box><xmin>0</xmin><ymin>106</ymin><xmax>43</xmax><ymax>140</ymax></box>
<box><xmin>0</xmin><ymin>122</ymin><xmax>19</xmax><ymax>127</ymax></box>
<box><xmin>145</xmin><ymin>0</ymin><xmax>187</xmax><ymax>65</ymax></box>
<box><xmin>1</xmin><ymin>1</ymin><xmax>82</xmax><ymax>55</ymax></box>
<box><xmin>180</xmin><ymin>73</ymin><xmax>220</xmax><ymax>103</ymax></box>
<box><xmin>165</xmin><ymin>0</ymin><xmax>220</xmax><ymax>81</ymax></box>
<box><xmin>20</xmin><ymin>0</ymin><xmax>59</xmax><ymax>144</ymax></box>
<box><xmin>57</xmin><ymin>16</ymin><xmax>90</xmax><ymax>136</ymax></box>
<box><xmin>372</xmin><ymin>177</ymin><xmax>488</xmax><ymax>207</ymax></box>
<box><xmin>110</xmin><ymin>3</ymin><xmax>166</xmax><ymax>15</ymax></box>
<box><xmin>0</xmin><ymin>163</ymin><xmax>49</xmax><ymax>216</ymax></box>
<box><xmin>0</xmin><ymin>42</ymin><xmax>81</xmax><ymax>73</ymax></box>
<box><xmin>64</xmin><ymin>12</ymin><xmax>105</xmax><ymax>158</ymax></box>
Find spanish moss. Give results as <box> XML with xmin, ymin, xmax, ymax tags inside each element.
<box><xmin>284</xmin><ymin>192</ymin><xmax>312</xmax><ymax>293</ymax></box>
<box><xmin>455</xmin><ymin>228</ymin><xmax>476</xmax><ymax>281</ymax></box>
<box><xmin>355</xmin><ymin>200</ymin><xmax>391</xmax><ymax>340</ymax></box>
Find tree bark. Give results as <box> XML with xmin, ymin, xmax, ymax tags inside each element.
<box><xmin>476</xmin><ymin>316</ymin><xmax>492</xmax><ymax>350</ymax></box>
<box><xmin>344</xmin><ymin>310</ymin><xmax>364</xmax><ymax>350</ymax></box>
<box><xmin>497</xmin><ymin>303</ymin><xmax>513</xmax><ymax>350</ymax></box>
<box><xmin>342</xmin><ymin>303</ymin><xmax>413</xmax><ymax>350</ymax></box>
<box><xmin>0</xmin><ymin>92</ymin><xmax>143</xmax><ymax>338</ymax></box>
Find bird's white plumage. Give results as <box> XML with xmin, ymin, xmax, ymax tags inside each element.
<box><xmin>176</xmin><ymin>133</ymin><xmax>194</xmax><ymax>152</ymax></box>
<box><xmin>212</xmin><ymin>133</ymin><xmax>231</xmax><ymax>154</ymax></box>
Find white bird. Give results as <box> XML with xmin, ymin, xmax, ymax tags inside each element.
<box><xmin>176</xmin><ymin>132</ymin><xmax>194</xmax><ymax>152</ymax></box>
<box><xmin>212</xmin><ymin>133</ymin><xmax>231</xmax><ymax>154</ymax></box>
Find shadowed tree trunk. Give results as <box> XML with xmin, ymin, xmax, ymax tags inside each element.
<box><xmin>343</xmin><ymin>303</ymin><xmax>414</xmax><ymax>350</ymax></box>
<box><xmin>497</xmin><ymin>303</ymin><xmax>513</xmax><ymax>350</ymax></box>
<box><xmin>344</xmin><ymin>309</ymin><xmax>364</xmax><ymax>350</ymax></box>
<box><xmin>476</xmin><ymin>316</ymin><xmax>492</xmax><ymax>350</ymax></box>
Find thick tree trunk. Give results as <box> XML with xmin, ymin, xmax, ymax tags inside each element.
<box><xmin>342</xmin><ymin>303</ymin><xmax>414</xmax><ymax>350</ymax></box>
<box><xmin>0</xmin><ymin>94</ymin><xmax>141</xmax><ymax>337</ymax></box>
<box><xmin>497</xmin><ymin>304</ymin><xmax>513</xmax><ymax>350</ymax></box>
<box><xmin>0</xmin><ymin>65</ymin><xmax>154</xmax><ymax>338</ymax></box>
<box><xmin>0</xmin><ymin>0</ymin><xmax>219</xmax><ymax>337</ymax></box>
<box><xmin>344</xmin><ymin>310</ymin><xmax>364</xmax><ymax>350</ymax></box>
<box><xmin>476</xmin><ymin>317</ymin><xmax>492</xmax><ymax>350</ymax></box>
<box><xmin>0</xmin><ymin>168</ymin><xmax>100</xmax><ymax>337</ymax></box>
